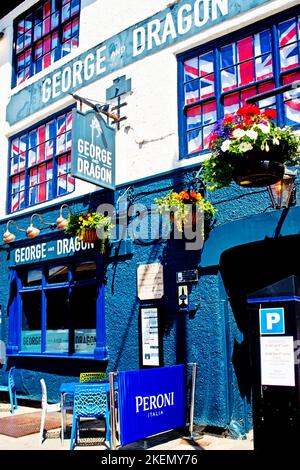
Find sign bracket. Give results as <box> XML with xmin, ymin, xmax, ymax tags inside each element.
<box><xmin>70</xmin><ymin>93</ymin><xmax>121</xmax><ymax>125</ymax></box>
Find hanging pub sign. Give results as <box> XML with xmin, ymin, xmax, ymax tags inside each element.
<box><xmin>71</xmin><ymin>109</ymin><xmax>116</xmax><ymax>190</ymax></box>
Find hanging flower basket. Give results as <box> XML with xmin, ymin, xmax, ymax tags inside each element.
<box><xmin>155</xmin><ymin>190</ymin><xmax>216</xmax><ymax>237</ymax></box>
<box><xmin>170</xmin><ymin>208</ymin><xmax>200</xmax><ymax>230</ymax></box>
<box><xmin>82</xmin><ymin>228</ymin><xmax>99</xmax><ymax>244</ymax></box>
<box><xmin>202</xmin><ymin>106</ymin><xmax>300</xmax><ymax>190</ymax></box>
<box><xmin>64</xmin><ymin>212</ymin><xmax>114</xmax><ymax>254</ymax></box>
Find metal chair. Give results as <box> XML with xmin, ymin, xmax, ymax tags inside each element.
<box><xmin>70</xmin><ymin>383</ymin><xmax>110</xmax><ymax>450</ymax></box>
<box><xmin>0</xmin><ymin>366</ymin><xmax>18</xmax><ymax>414</ymax></box>
<box><xmin>39</xmin><ymin>378</ymin><xmax>61</xmax><ymax>445</ymax></box>
<box><xmin>79</xmin><ymin>372</ymin><xmax>107</xmax><ymax>383</ymax></box>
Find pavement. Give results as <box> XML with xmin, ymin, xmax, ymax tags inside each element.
<box><xmin>0</xmin><ymin>401</ymin><xmax>254</xmax><ymax>452</ymax></box>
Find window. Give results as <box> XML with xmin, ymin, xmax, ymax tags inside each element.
<box><xmin>9</xmin><ymin>108</ymin><xmax>75</xmax><ymax>213</ymax></box>
<box><xmin>179</xmin><ymin>8</ymin><xmax>300</xmax><ymax>159</ymax></box>
<box><xmin>15</xmin><ymin>260</ymin><xmax>99</xmax><ymax>356</ymax></box>
<box><xmin>14</xmin><ymin>0</ymin><xmax>80</xmax><ymax>87</ymax></box>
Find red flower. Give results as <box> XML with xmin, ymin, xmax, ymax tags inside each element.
<box><xmin>236</xmin><ymin>105</ymin><xmax>261</xmax><ymax>117</ymax></box>
<box><xmin>262</xmin><ymin>109</ymin><xmax>277</xmax><ymax>119</ymax></box>
<box><xmin>209</xmin><ymin>133</ymin><xmax>219</xmax><ymax>149</ymax></box>
<box><xmin>223</xmin><ymin>114</ymin><xmax>235</xmax><ymax>124</ymax></box>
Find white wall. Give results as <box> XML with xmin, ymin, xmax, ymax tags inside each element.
<box><xmin>0</xmin><ymin>0</ymin><xmax>299</xmax><ymax>219</ymax></box>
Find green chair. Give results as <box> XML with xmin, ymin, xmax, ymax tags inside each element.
<box><xmin>79</xmin><ymin>372</ymin><xmax>107</xmax><ymax>383</ymax></box>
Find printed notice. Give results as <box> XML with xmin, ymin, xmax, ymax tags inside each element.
<box><xmin>137</xmin><ymin>263</ymin><xmax>164</xmax><ymax>300</ymax></box>
<box><xmin>260</xmin><ymin>336</ymin><xmax>295</xmax><ymax>387</ymax></box>
<box><xmin>141</xmin><ymin>308</ymin><xmax>159</xmax><ymax>366</ymax></box>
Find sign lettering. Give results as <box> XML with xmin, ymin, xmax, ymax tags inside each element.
<box><xmin>6</xmin><ymin>0</ymin><xmax>271</xmax><ymax>124</ymax></box>
<box><xmin>10</xmin><ymin>237</ymin><xmax>95</xmax><ymax>267</ymax></box>
<box><xmin>71</xmin><ymin>110</ymin><xmax>115</xmax><ymax>189</ymax></box>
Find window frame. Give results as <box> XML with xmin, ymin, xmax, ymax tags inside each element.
<box><xmin>7</xmin><ymin>251</ymin><xmax>106</xmax><ymax>360</ymax></box>
<box><xmin>12</xmin><ymin>0</ymin><xmax>81</xmax><ymax>88</ymax></box>
<box><xmin>177</xmin><ymin>5</ymin><xmax>300</xmax><ymax>160</ymax></box>
<box><xmin>7</xmin><ymin>105</ymin><xmax>76</xmax><ymax>215</ymax></box>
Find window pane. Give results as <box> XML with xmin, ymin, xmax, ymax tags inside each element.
<box><xmin>187</xmin><ymin>128</ymin><xmax>202</xmax><ymax>154</ymax></box>
<box><xmin>237</xmin><ymin>37</ymin><xmax>255</xmax><ymax>86</ymax></box>
<box><xmin>283</xmin><ymin>72</ymin><xmax>300</xmax><ymax>126</ymax></box>
<box><xmin>74</xmin><ymin>262</ymin><xmax>96</xmax><ymax>281</ymax></box>
<box><xmin>184</xmin><ymin>57</ymin><xmax>198</xmax><ymax>82</ymax></box>
<box><xmin>47</xmin><ymin>265</ymin><xmax>69</xmax><ymax>284</ymax></box>
<box><xmin>187</xmin><ymin>106</ymin><xmax>201</xmax><ymax>131</ymax></box>
<box><xmin>184</xmin><ymin>80</ymin><xmax>199</xmax><ymax>105</ymax></box>
<box><xmin>279</xmin><ymin>18</ymin><xmax>299</xmax><ymax>71</ymax></box>
<box><xmin>21</xmin><ymin>291</ymin><xmax>41</xmax><ymax>352</ymax></box>
<box><xmin>72</xmin><ymin>285</ymin><xmax>96</xmax><ymax>353</ymax></box>
<box><xmin>46</xmin><ymin>289</ymin><xmax>69</xmax><ymax>352</ymax></box>
<box><xmin>254</xmin><ymin>30</ymin><xmax>273</xmax><ymax>80</ymax></box>
<box><xmin>22</xmin><ymin>268</ymin><xmax>43</xmax><ymax>286</ymax></box>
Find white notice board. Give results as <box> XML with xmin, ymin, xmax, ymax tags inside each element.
<box><xmin>260</xmin><ymin>336</ymin><xmax>295</xmax><ymax>387</ymax></box>
<box><xmin>137</xmin><ymin>263</ymin><xmax>164</xmax><ymax>300</ymax></box>
<box><xmin>141</xmin><ymin>308</ymin><xmax>159</xmax><ymax>366</ymax></box>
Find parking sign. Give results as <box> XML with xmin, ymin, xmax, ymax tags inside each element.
<box><xmin>259</xmin><ymin>307</ymin><xmax>285</xmax><ymax>335</ymax></box>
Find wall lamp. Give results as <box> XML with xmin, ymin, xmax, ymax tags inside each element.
<box><xmin>267</xmin><ymin>169</ymin><xmax>297</xmax><ymax>209</ymax></box>
<box><xmin>2</xmin><ymin>204</ymin><xmax>72</xmax><ymax>244</ymax></box>
<box><xmin>56</xmin><ymin>203</ymin><xmax>72</xmax><ymax>230</ymax></box>
<box><xmin>3</xmin><ymin>220</ymin><xmax>26</xmax><ymax>244</ymax></box>
<box><xmin>26</xmin><ymin>213</ymin><xmax>56</xmax><ymax>239</ymax></box>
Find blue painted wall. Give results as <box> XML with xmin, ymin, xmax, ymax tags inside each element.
<box><xmin>1</xmin><ymin>166</ymin><xmax>299</xmax><ymax>434</ymax></box>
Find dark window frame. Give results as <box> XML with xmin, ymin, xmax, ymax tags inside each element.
<box><xmin>178</xmin><ymin>6</ymin><xmax>300</xmax><ymax>160</ymax></box>
<box><xmin>12</xmin><ymin>0</ymin><xmax>81</xmax><ymax>88</ymax></box>
<box><xmin>8</xmin><ymin>254</ymin><xmax>104</xmax><ymax>359</ymax></box>
<box><xmin>7</xmin><ymin>105</ymin><xmax>75</xmax><ymax>215</ymax></box>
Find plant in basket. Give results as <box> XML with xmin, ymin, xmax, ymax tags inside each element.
<box><xmin>64</xmin><ymin>211</ymin><xmax>114</xmax><ymax>254</ymax></box>
<box><xmin>154</xmin><ymin>190</ymin><xmax>216</xmax><ymax>235</ymax></box>
<box><xmin>202</xmin><ymin>105</ymin><xmax>300</xmax><ymax>189</ymax></box>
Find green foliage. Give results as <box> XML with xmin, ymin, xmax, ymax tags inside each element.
<box><xmin>202</xmin><ymin>106</ymin><xmax>300</xmax><ymax>190</ymax></box>
<box><xmin>65</xmin><ymin>211</ymin><xmax>114</xmax><ymax>254</ymax></box>
<box><xmin>154</xmin><ymin>190</ymin><xmax>216</xmax><ymax>233</ymax></box>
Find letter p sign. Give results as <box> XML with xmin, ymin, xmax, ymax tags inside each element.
<box><xmin>259</xmin><ymin>307</ymin><xmax>285</xmax><ymax>335</ymax></box>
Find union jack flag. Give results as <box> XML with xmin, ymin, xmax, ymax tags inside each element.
<box><xmin>283</xmin><ymin>72</ymin><xmax>300</xmax><ymax>125</ymax></box>
<box><xmin>199</xmin><ymin>51</ymin><xmax>214</xmax><ymax>99</ymax></box>
<box><xmin>187</xmin><ymin>106</ymin><xmax>200</xmax><ymax>131</ymax></box>
<box><xmin>184</xmin><ymin>57</ymin><xmax>199</xmax><ymax>104</ymax></box>
<box><xmin>56</xmin><ymin>113</ymin><xmax>73</xmax><ymax>154</ymax></box>
<box><xmin>10</xmin><ymin>136</ymin><xmax>26</xmax><ymax>175</ymax></box>
<box><xmin>187</xmin><ymin>129</ymin><xmax>202</xmax><ymax>154</ymax></box>
<box><xmin>254</xmin><ymin>30</ymin><xmax>273</xmax><ymax>80</ymax></box>
<box><xmin>279</xmin><ymin>18</ymin><xmax>299</xmax><ymax>72</ymax></box>
<box><xmin>203</xmin><ymin>101</ymin><xmax>217</xmax><ymax>148</ymax></box>
<box><xmin>11</xmin><ymin>174</ymin><xmax>25</xmax><ymax>212</ymax></box>
<box><xmin>57</xmin><ymin>155</ymin><xmax>75</xmax><ymax>195</ymax></box>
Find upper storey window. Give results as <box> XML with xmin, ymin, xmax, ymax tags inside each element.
<box><xmin>178</xmin><ymin>8</ymin><xmax>300</xmax><ymax>159</ymax></box>
<box><xmin>13</xmin><ymin>0</ymin><xmax>80</xmax><ymax>87</ymax></box>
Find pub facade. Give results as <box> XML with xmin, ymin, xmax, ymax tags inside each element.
<box><xmin>0</xmin><ymin>0</ymin><xmax>299</xmax><ymax>437</ymax></box>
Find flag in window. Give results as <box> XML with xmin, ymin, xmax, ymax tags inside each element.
<box><xmin>279</xmin><ymin>18</ymin><xmax>299</xmax><ymax>71</ymax></box>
